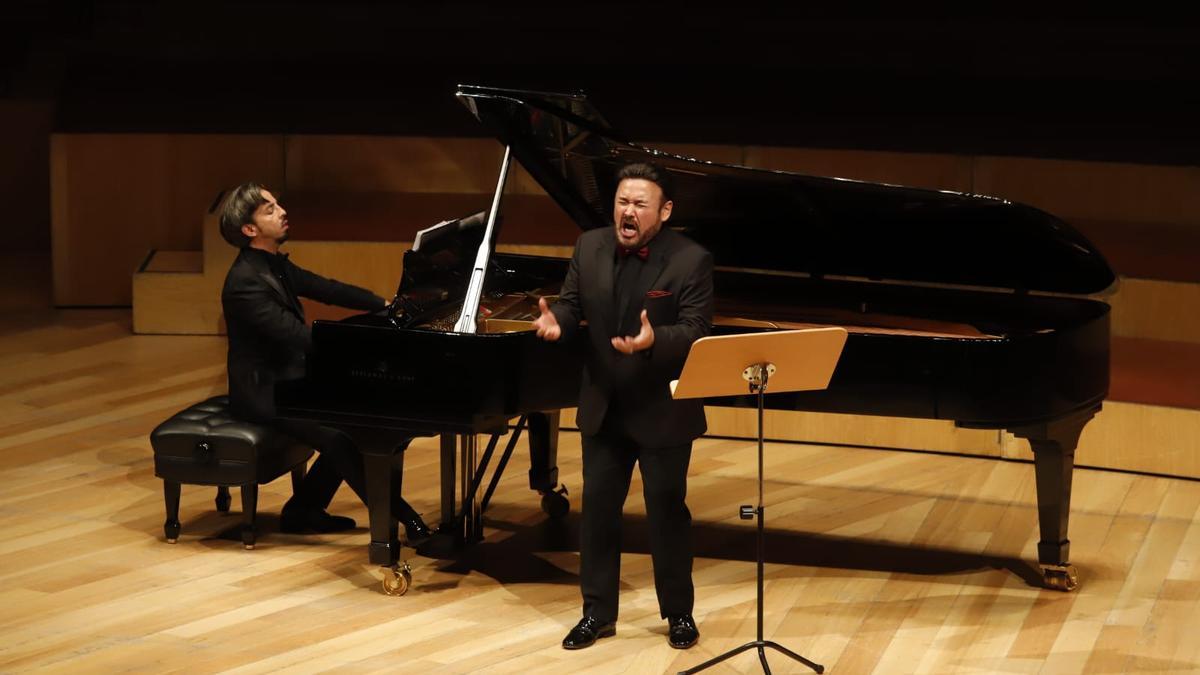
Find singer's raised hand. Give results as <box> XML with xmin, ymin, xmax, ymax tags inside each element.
<box><xmin>533</xmin><ymin>297</ymin><xmax>561</xmax><ymax>341</ymax></box>
<box><xmin>611</xmin><ymin>309</ymin><xmax>655</xmax><ymax>354</ymax></box>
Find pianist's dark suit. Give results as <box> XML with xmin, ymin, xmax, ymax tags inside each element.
<box><xmin>551</xmin><ymin>226</ymin><xmax>714</xmax><ymax>623</ymax></box>
<box><xmin>221</xmin><ymin>246</ymin><xmax>385</xmax><ymax>512</ymax></box>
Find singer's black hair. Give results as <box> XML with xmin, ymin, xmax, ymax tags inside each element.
<box><xmin>616</xmin><ymin>162</ymin><xmax>673</xmax><ymax>204</ymax></box>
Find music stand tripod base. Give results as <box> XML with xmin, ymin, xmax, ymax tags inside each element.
<box><xmin>679</xmin><ymin>639</ymin><xmax>823</xmax><ymax>675</ymax></box>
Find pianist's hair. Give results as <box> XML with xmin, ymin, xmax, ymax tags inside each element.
<box><xmin>616</xmin><ymin>162</ymin><xmax>673</xmax><ymax>204</ymax></box>
<box><xmin>219</xmin><ymin>182</ymin><xmax>270</xmax><ymax>248</ymax></box>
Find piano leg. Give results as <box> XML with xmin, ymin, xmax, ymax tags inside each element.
<box><xmin>354</xmin><ymin>429</ymin><xmax>413</xmax><ymax>596</ymax></box>
<box><xmin>528</xmin><ymin>412</ymin><xmax>569</xmax><ymax>519</ymax></box>
<box><xmin>440</xmin><ymin>434</ymin><xmax>457</xmax><ymax>535</ymax></box>
<box><xmin>1011</xmin><ymin>407</ymin><xmax>1097</xmax><ymax>592</ymax></box>
<box><xmin>527</xmin><ymin>412</ymin><xmax>560</xmax><ymax>491</ymax></box>
<box><xmin>364</xmin><ymin>452</ymin><xmax>400</xmax><ymax>567</ymax></box>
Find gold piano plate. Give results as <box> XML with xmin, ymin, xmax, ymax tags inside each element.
<box><xmin>480</xmin><ymin>318</ymin><xmax>535</xmax><ymax>334</ymax></box>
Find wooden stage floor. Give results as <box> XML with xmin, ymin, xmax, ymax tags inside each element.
<box><xmin>0</xmin><ymin>309</ymin><xmax>1197</xmax><ymax>674</ymax></box>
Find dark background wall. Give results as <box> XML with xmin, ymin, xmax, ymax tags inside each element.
<box><xmin>4</xmin><ymin>3</ymin><xmax>1198</xmax><ymax>162</ymax></box>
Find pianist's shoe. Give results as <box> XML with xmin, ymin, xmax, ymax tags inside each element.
<box><xmin>561</xmin><ymin>616</ymin><xmax>616</xmax><ymax>650</ymax></box>
<box><xmin>400</xmin><ymin>512</ymin><xmax>433</xmax><ymax>547</ymax></box>
<box><xmin>280</xmin><ymin>506</ymin><xmax>357</xmax><ymax>534</ymax></box>
<box><xmin>666</xmin><ymin>614</ymin><xmax>699</xmax><ymax>649</ymax></box>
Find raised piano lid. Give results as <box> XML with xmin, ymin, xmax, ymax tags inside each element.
<box><xmin>456</xmin><ymin>85</ymin><xmax>1116</xmax><ymax>297</ymax></box>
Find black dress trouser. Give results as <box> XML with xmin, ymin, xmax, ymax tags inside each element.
<box><xmin>580</xmin><ymin>419</ymin><xmax>694</xmax><ymax>623</ymax></box>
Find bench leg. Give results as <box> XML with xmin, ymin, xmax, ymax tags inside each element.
<box><xmin>215</xmin><ymin>486</ymin><xmax>231</xmax><ymax>513</ymax></box>
<box><xmin>241</xmin><ymin>484</ymin><xmax>258</xmax><ymax>550</ymax></box>
<box><xmin>291</xmin><ymin>462</ymin><xmax>306</xmax><ymax>496</ymax></box>
<box><xmin>163</xmin><ymin>480</ymin><xmax>181</xmax><ymax>543</ymax></box>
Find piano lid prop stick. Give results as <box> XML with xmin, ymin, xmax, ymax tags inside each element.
<box><xmin>454</xmin><ymin>145</ymin><xmax>513</xmax><ymax>334</ymax></box>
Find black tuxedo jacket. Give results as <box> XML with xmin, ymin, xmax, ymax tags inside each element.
<box><xmin>221</xmin><ymin>247</ymin><xmax>385</xmax><ymax>422</ymax></box>
<box><xmin>551</xmin><ymin>227</ymin><xmax>714</xmax><ymax>448</ymax></box>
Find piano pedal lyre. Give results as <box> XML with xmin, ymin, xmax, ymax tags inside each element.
<box><xmin>382</xmin><ymin>561</ymin><xmax>413</xmax><ymax>596</ymax></box>
<box><xmin>1040</xmin><ymin>563</ymin><xmax>1078</xmax><ymax>592</ymax></box>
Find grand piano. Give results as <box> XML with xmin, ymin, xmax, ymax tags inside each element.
<box><xmin>276</xmin><ymin>85</ymin><xmax>1113</xmax><ymax>594</ymax></box>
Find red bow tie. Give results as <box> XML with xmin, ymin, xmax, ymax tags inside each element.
<box><xmin>619</xmin><ymin>245</ymin><xmax>649</xmax><ymax>261</ymax></box>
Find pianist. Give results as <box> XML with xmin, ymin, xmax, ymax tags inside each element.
<box><xmin>218</xmin><ymin>182</ymin><xmax>432</xmax><ymax>543</ymax></box>
<box><xmin>533</xmin><ymin>162</ymin><xmax>714</xmax><ymax>650</ymax></box>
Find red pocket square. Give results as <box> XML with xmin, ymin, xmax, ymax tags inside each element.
<box><xmin>646</xmin><ymin>290</ymin><xmax>672</xmax><ymax>298</ymax></box>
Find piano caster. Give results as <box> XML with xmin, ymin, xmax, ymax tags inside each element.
<box><xmin>540</xmin><ymin>485</ymin><xmax>570</xmax><ymax>519</ymax></box>
<box><xmin>1041</xmin><ymin>563</ymin><xmax>1078</xmax><ymax>592</ymax></box>
<box><xmin>382</xmin><ymin>561</ymin><xmax>412</xmax><ymax>596</ymax></box>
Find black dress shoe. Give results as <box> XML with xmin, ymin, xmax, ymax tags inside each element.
<box><xmin>280</xmin><ymin>508</ymin><xmax>357</xmax><ymax>534</ymax></box>
<box><xmin>400</xmin><ymin>513</ymin><xmax>433</xmax><ymax>546</ymax></box>
<box><xmin>667</xmin><ymin>614</ymin><xmax>699</xmax><ymax>649</ymax></box>
<box><xmin>562</xmin><ymin>616</ymin><xmax>616</xmax><ymax>650</ymax></box>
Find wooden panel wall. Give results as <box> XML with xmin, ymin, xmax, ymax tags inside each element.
<box><xmin>972</xmin><ymin>157</ymin><xmax>1200</xmax><ymax>228</ymax></box>
<box><xmin>1003</xmin><ymin>401</ymin><xmax>1200</xmax><ymax>478</ymax></box>
<box><xmin>51</xmin><ymin>134</ymin><xmax>285</xmax><ymax>306</ymax></box>
<box><xmin>284</xmin><ymin>136</ymin><xmax>503</xmax><ymax>193</ymax></box>
<box><xmin>52</xmin><ymin>133</ymin><xmax>1200</xmax><ymax>322</ymax></box>
<box><xmin>1110</xmin><ymin>279</ymin><xmax>1200</xmax><ymax>343</ymax></box>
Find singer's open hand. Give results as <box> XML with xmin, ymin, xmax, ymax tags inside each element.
<box><xmin>611</xmin><ymin>309</ymin><xmax>655</xmax><ymax>354</ymax></box>
<box><xmin>533</xmin><ymin>297</ymin><xmax>561</xmax><ymax>341</ymax></box>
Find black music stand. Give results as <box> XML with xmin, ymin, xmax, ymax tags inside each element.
<box><xmin>670</xmin><ymin>327</ymin><xmax>847</xmax><ymax>675</ymax></box>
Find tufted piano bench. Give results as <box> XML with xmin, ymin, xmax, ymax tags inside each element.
<box><xmin>150</xmin><ymin>395</ymin><xmax>313</xmax><ymax>549</ymax></box>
